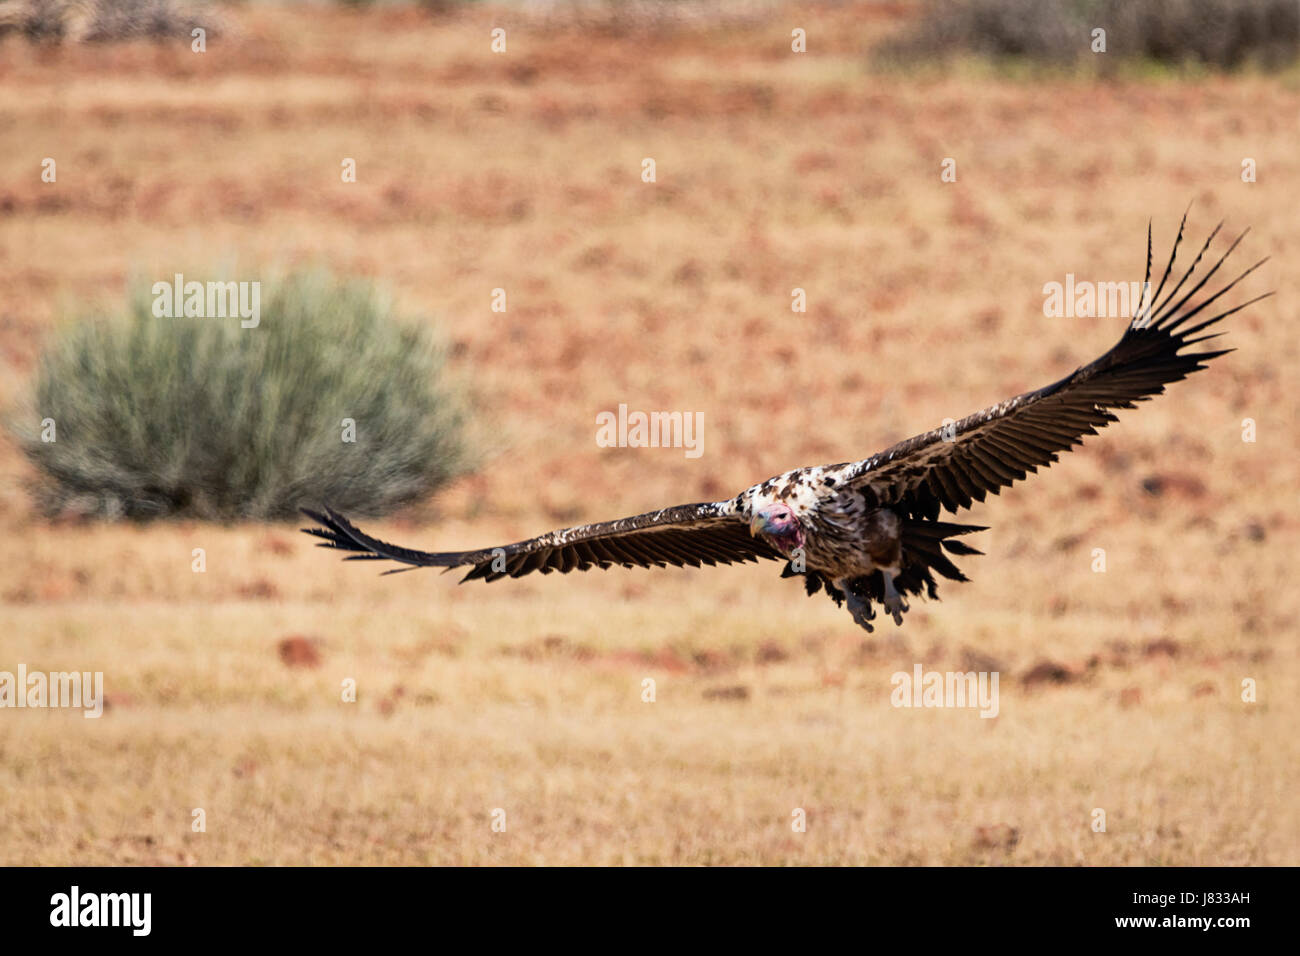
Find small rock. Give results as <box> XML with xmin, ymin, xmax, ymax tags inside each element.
<box><xmin>702</xmin><ymin>685</ymin><xmax>749</xmax><ymax>701</ymax></box>
<box><xmin>973</xmin><ymin>824</ymin><xmax>1020</xmax><ymax>850</ymax></box>
<box><xmin>1143</xmin><ymin>637</ymin><xmax>1180</xmax><ymax>659</ymax></box>
<box><xmin>277</xmin><ymin>635</ymin><xmax>322</xmax><ymax>668</ymax></box>
<box><xmin>1021</xmin><ymin>660</ymin><xmax>1078</xmax><ymax>686</ymax></box>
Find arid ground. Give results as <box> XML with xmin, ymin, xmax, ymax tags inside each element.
<box><xmin>0</xmin><ymin>2</ymin><xmax>1296</xmax><ymax>864</ymax></box>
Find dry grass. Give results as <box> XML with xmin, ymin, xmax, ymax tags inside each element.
<box><xmin>0</xmin><ymin>2</ymin><xmax>1296</xmax><ymax>865</ymax></box>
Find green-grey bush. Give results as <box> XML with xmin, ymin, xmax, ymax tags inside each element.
<box><xmin>878</xmin><ymin>0</ymin><xmax>1300</xmax><ymax>71</ymax></box>
<box><xmin>13</xmin><ymin>271</ymin><xmax>471</xmax><ymax>521</ymax></box>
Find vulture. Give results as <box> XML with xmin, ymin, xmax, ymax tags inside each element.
<box><xmin>303</xmin><ymin>215</ymin><xmax>1269</xmax><ymax>632</ymax></box>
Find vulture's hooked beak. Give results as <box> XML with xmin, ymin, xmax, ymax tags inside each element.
<box><xmin>749</xmin><ymin>512</ymin><xmax>765</xmax><ymax>537</ymax></box>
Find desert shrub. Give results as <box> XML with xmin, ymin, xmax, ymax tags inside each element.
<box><xmin>415</xmin><ymin>0</ymin><xmax>770</xmax><ymax>33</ymax></box>
<box><xmin>0</xmin><ymin>0</ymin><xmax>219</xmax><ymax>44</ymax></box>
<box><xmin>879</xmin><ymin>0</ymin><xmax>1300</xmax><ymax>71</ymax></box>
<box><xmin>13</xmin><ymin>271</ymin><xmax>472</xmax><ymax>521</ymax></box>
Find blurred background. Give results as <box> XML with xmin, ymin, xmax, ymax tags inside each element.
<box><xmin>0</xmin><ymin>0</ymin><xmax>1296</xmax><ymax>864</ymax></box>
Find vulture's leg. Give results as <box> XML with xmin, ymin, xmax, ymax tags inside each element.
<box><xmin>862</xmin><ymin>509</ymin><xmax>908</xmax><ymax>626</ymax></box>
<box><xmin>835</xmin><ymin>578</ymin><xmax>876</xmax><ymax>633</ymax></box>
<box><xmin>881</xmin><ymin>569</ymin><xmax>909</xmax><ymax>626</ymax></box>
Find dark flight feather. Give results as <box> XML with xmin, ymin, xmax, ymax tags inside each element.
<box><xmin>838</xmin><ymin>212</ymin><xmax>1271</xmax><ymax>521</ymax></box>
<box><xmin>302</xmin><ymin>503</ymin><xmax>784</xmax><ymax>582</ymax></box>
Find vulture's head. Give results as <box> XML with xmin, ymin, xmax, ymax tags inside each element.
<box><xmin>749</xmin><ymin>502</ymin><xmax>805</xmax><ymax>555</ymax></box>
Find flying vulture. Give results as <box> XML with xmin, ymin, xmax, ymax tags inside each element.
<box><xmin>304</xmin><ymin>215</ymin><xmax>1269</xmax><ymax>632</ymax></box>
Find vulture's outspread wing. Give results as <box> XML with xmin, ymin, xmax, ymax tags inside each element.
<box><xmin>838</xmin><ymin>214</ymin><xmax>1270</xmax><ymax>520</ymax></box>
<box><xmin>302</xmin><ymin>212</ymin><xmax>1266</xmax><ymax>632</ymax></box>
<box><xmin>302</xmin><ymin>501</ymin><xmax>784</xmax><ymax>581</ymax></box>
